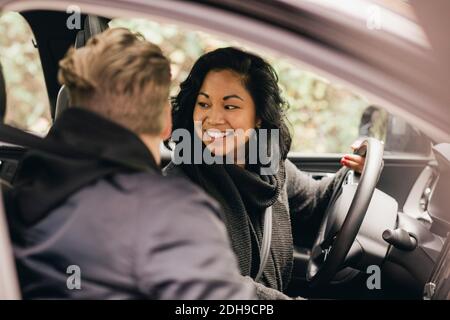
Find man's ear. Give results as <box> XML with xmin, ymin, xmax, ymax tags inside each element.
<box><xmin>256</xmin><ymin>118</ymin><xmax>262</xmax><ymax>129</ymax></box>
<box><xmin>160</xmin><ymin>102</ymin><xmax>172</xmax><ymax>141</ymax></box>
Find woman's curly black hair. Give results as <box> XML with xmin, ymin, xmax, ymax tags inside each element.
<box><xmin>170</xmin><ymin>47</ymin><xmax>292</xmax><ymax>160</ymax></box>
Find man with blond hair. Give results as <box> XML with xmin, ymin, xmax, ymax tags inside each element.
<box><xmin>6</xmin><ymin>28</ymin><xmax>255</xmax><ymax>299</ymax></box>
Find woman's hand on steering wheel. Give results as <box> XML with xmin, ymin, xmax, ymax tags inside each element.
<box><xmin>340</xmin><ymin>139</ymin><xmax>366</xmax><ymax>173</ymax></box>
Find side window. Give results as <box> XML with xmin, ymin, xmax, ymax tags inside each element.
<box><xmin>280</xmin><ymin>70</ymin><xmax>431</xmax><ymax>155</ymax></box>
<box><xmin>0</xmin><ymin>12</ymin><xmax>51</xmax><ymax>136</ymax></box>
<box><xmin>277</xmin><ymin>69</ymin><xmax>369</xmax><ymax>154</ymax></box>
<box><xmin>356</xmin><ymin>105</ymin><xmax>431</xmax><ymax>155</ymax></box>
<box><xmin>110</xmin><ymin>17</ymin><xmax>431</xmax><ymax>156</ymax></box>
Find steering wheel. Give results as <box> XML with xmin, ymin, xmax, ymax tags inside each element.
<box><xmin>306</xmin><ymin>138</ymin><xmax>384</xmax><ymax>287</ymax></box>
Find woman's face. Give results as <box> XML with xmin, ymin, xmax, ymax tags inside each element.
<box><xmin>193</xmin><ymin>69</ymin><xmax>260</xmax><ymax>159</ymax></box>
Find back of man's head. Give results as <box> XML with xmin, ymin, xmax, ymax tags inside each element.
<box><xmin>58</xmin><ymin>28</ymin><xmax>170</xmax><ymax>136</ymax></box>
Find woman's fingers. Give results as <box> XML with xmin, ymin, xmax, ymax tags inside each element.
<box><xmin>340</xmin><ymin>154</ymin><xmax>365</xmax><ymax>173</ymax></box>
<box><xmin>343</xmin><ymin>154</ymin><xmax>363</xmax><ymax>163</ymax></box>
<box><xmin>341</xmin><ymin>158</ymin><xmax>362</xmax><ymax>172</ymax></box>
<box><xmin>350</xmin><ymin>138</ymin><xmax>365</xmax><ymax>151</ymax></box>
<box><xmin>341</xmin><ymin>139</ymin><xmax>367</xmax><ymax>173</ymax></box>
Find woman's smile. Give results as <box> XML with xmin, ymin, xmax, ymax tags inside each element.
<box><xmin>203</xmin><ymin>128</ymin><xmax>234</xmax><ymax>141</ymax></box>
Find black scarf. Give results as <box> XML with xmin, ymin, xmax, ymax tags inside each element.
<box><xmin>6</xmin><ymin>107</ymin><xmax>159</xmax><ymax>227</ymax></box>
<box><xmin>179</xmin><ymin>160</ymin><xmax>294</xmax><ymax>292</ymax></box>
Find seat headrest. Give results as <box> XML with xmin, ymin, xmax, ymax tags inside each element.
<box><xmin>74</xmin><ymin>15</ymin><xmax>109</xmax><ymax>49</ymax></box>
<box><xmin>84</xmin><ymin>15</ymin><xmax>109</xmax><ymax>41</ymax></box>
<box><xmin>54</xmin><ymin>15</ymin><xmax>109</xmax><ymax>120</ymax></box>
<box><xmin>74</xmin><ymin>29</ymin><xmax>85</xmax><ymax>49</ymax></box>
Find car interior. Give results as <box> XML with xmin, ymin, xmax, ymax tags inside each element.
<box><xmin>0</xmin><ymin>7</ymin><xmax>449</xmax><ymax>300</ymax></box>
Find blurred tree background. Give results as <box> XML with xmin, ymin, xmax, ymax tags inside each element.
<box><xmin>0</xmin><ymin>12</ymin><xmax>370</xmax><ymax>152</ymax></box>
<box><xmin>0</xmin><ymin>12</ymin><xmax>51</xmax><ymax>135</ymax></box>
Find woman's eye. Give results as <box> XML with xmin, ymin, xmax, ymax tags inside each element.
<box><xmin>197</xmin><ymin>102</ymin><xmax>209</xmax><ymax>108</ymax></box>
<box><xmin>224</xmin><ymin>105</ymin><xmax>239</xmax><ymax>110</ymax></box>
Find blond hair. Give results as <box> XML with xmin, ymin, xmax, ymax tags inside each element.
<box><xmin>58</xmin><ymin>28</ymin><xmax>170</xmax><ymax>135</ymax></box>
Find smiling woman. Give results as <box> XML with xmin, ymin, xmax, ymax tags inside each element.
<box><xmin>193</xmin><ymin>69</ymin><xmax>258</xmax><ymax>162</ymax></box>
<box><xmin>162</xmin><ymin>45</ymin><xmax>366</xmax><ymax>300</ymax></box>
<box><xmin>173</xmin><ymin>46</ymin><xmax>292</xmax><ymax>167</ymax></box>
